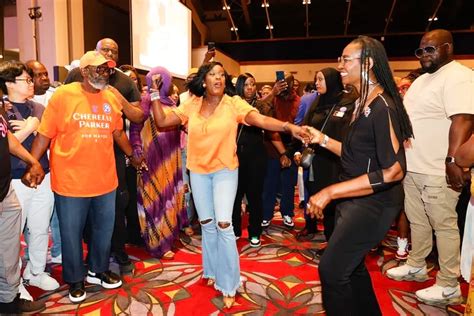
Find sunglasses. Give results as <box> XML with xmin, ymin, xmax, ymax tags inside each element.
<box><xmin>16</xmin><ymin>77</ymin><xmax>34</xmax><ymax>84</ymax></box>
<box><xmin>414</xmin><ymin>42</ymin><xmax>449</xmax><ymax>58</ymax></box>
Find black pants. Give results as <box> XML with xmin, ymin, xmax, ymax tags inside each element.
<box><xmin>124</xmin><ymin>166</ymin><xmax>142</xmax><ymax>244</ymax></box>
<box><xmin>232</xmin><ymin>144</ymin><xmax>266</xmax><ymax>238</ymax></box>
<box><xmin>319</xmin><ymin>196</ymin><xmax>401</xmax><ymax>315</ymax></box>
<box><xmin>305</xmin><ymin>181</ymin><xmax>336</xmax><ymax>241</ymax></box>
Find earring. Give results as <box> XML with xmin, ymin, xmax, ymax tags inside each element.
<box><xmin>203</xmin><ymin>83</ymin><xmax>206</xmax><ymax>88</ymax></box>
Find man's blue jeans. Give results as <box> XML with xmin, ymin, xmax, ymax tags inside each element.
<box><xmin>54</xmin><ymin>190</ymin><xmax>116</xmax><ymax>284</ymax></box>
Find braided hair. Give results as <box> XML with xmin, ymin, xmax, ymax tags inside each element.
<box><xmin>351</xmin><ymin>36</ymin><xmax>413</xmax><ymax>140</ymax></box>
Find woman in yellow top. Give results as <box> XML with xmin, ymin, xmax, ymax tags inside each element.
<box><xmin>151</xmin><ymin>61</ymin><xmax>309</xmax><ymax>308</ymax></box>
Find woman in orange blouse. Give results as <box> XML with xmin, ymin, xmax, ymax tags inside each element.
<box><xmin>150</xmin><ymin>61</ymin><xmax>309</xmax><ymax>308</ymax></box>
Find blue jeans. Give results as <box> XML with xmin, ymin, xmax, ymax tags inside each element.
<box><xmin>262</xmin><ymin>158</ymin><xmax>298</xmax><ymax>221</ymax></box>
<box><xmin>190</xmin><ymin>168</ymin><xmax>240</xmax><ymax>296</ymax></box>
<box><xmin>54</xmin><ymin>190</ymin><xmax>116</xmax><ymax>284</ymax></box>
<box><xmin>50</xmin><ymin>205</ymin><xmax>61</xmax><ymax>258</ymax></box>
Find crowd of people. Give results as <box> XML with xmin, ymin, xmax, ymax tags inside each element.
<box><xmin>0</xmin><ymin>28</ymin><xmax>472</xmax><ymax>314</ymax></box>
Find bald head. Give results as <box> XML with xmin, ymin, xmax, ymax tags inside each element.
<box><xmin>419</xmin><ymin>29</ymin><xmax>453</xmax><ymax>73</ymax></box>
<box><xmin>96</xmin><ymin>38</ymin><xmax>119</xmax><ymax>63</ymax></box>
<box><xmin>25</xmin><ymin>60</ymin><xmax>50</xmax><ymax>95</ymax></box>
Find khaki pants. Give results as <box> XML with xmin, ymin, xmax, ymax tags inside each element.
<box><xmin>404</xmin><ymin>172</ymin><xmax>461</xmax><ymax>287</ymax></box>
<box><xmin>0</xmin><ymin>184</ymin><xmax>21</xmax><ymax>303</ymax></box>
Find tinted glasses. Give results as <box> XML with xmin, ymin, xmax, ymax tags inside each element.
<box><xmin>16</xmin><ymin>77</ymin><xmax>34</xmax><ymax>84</ymax></box>
<box><xmin>88</xmin><ymin>65</ymin><xmax>112</xmax><ymax>75</ymax></box>
<box><xmin>414</xmin><ymin>42</ymin><xmax>449</xmax><ymax>58</ymax></box>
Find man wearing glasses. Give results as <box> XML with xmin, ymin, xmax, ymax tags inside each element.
<box><xmin>387</xmin><ymin>29</ymin><xmax>474</xmax><ymax>306</ymax></box>
<box><xmin>65</xmin><ymin>38</ymin><xmax>144</xmax><ymax>273</ymax></box>
<box><xmin>27</xmin><ymin>51</ymin><xmax>138</xmax><ymax>303</ymax></box>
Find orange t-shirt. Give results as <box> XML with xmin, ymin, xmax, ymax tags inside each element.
<box><xmin>37</xmin><ymin>82</ymin><xmax>123</xmax><ymax>197</ymax></box>
<box><xmin>173</xmin><ymin>94</ymin><xmax>257</xmax><ymax>174</ymax></box>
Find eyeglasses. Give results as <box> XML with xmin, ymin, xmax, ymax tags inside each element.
<box><xmin>338</xmin><ymin>56</ymin><xmax>361</xmax><ymax>65</ymax></box>
<box><xmin>16</xmin><ymin>77</ymin><xmax>34</xmax><ymax>84</ymax></box>
<box><xmin>88</xmin><ymin>65</ymin><xmax>112</xmax><ymax>75</ymax></box>
<box><xmin>414</xmin><ymin>42</ymin><xmax>449</xmax><ymax>58</ymax></box>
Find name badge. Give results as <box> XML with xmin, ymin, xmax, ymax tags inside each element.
<box><xmin>333</xmin><ymin>111</ymin><xmax>345</xmax><ymax>117</ymax></box>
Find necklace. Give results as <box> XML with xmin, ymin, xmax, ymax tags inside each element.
<box><xmin>351</xmin><ymin>83</ymin><xmax>382</xmax><ymax>122</ymax></box>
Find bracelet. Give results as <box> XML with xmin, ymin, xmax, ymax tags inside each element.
<box><xmin>320</xmin><ymin>134</ymin><xmax>329</xmax><ymax>147</ymax></box>
<box><xmin>150</xmin><ymin>92</ymin><xmax>160</xmax><ymax>102</ymax></box>
<box><xmin>282</xmin><ymin>121</ymin><xmax>290</xmax><ymax>132</ymax></box>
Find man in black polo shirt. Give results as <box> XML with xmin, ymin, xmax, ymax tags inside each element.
<box><xmin>65</xmin><ymin>38</ymin><xmax>144</xmax><ymax>272</ymax></box>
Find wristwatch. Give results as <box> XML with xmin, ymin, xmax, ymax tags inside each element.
<box><xmin>320</xmin><ymin>134</ymin><xmax>329</xmax><ymax>148</ymax></box>
<box><xmin>445</xmin><ymin>156</ymin><xmax>456</xmax><ymax>164</ymax></box>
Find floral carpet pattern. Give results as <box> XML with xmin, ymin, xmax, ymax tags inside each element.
<box><xmin>29</xmin><ymin>209</ymin><xmax>468</xmax><ymax>315</ymax></box>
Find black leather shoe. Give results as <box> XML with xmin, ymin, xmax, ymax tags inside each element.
<box><xmin>68</xmin><ymin>281</ymin><xmax>86</xmax><ymax>303</ymax></box>
<box><xmin>296</xmin><ymin>228</ymin><xmax>317</xmax><ymax>240</ymax></box>
<box><xmin>86</xmin><ymin>270</ymin><xmax>122</xmax><ymax>289</ymax></box>
<box><xmin>112</xmin><ymin>251</ymin><xmax>134</xmax><ymax>273</ymax></box>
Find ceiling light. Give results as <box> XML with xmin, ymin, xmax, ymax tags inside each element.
<box><xmin>302</xmin><ymin>0</ymin><xmax>311</xmax><ymax>4</ymax></box>
<box><xmin>230</xmin><ymin>26</ymin><xmax>238</xmax><ymax>31</ymax></box>
<box><xmin>266</xmin><ymin>25</ymin><xmax>274</xmax><ymax>30</ymax></box>
<box><xmin>222</xmin><ymin>5</ymin><xmax>230</xmax><ymax>10</ymax></box>
<box><xmin>261</xmin><ymin>2</ymin><xmax>269</xmax><ymax>8</ymax></box>
<box><xmin>428</xmin><ymin>16</ymin><xmax>438</xmax><ymax>21</ymax></box>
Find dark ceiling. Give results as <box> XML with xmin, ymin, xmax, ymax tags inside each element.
<box><xmin>196</xmin><ymin>0</ymin><xmax>474</xmax><ymax>40</ymax></box>
<box><xmin>188</xmin><ymin>0</ymin><xmax>474</xmax><ymax>62</ymax></box>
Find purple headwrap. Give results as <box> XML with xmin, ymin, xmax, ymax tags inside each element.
<box><xmin>145</xmin><ymin>66</ymin><xmax>175</xmax><ymax>106</ymax></box>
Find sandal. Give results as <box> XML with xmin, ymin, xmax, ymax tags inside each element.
<box><xmin>161</xmin><ymin>250</ymin><xmax>175</xmax><ymax>260</ymax></box>
<box><xmin>223</xmin><ymin>295</ymin><xmax>235</xmax><ymax>309</ymax></box>
<box><xmin>184</xmin><ymin>227</ymin><xmax>194</xmax><ymax>236</ymax></box>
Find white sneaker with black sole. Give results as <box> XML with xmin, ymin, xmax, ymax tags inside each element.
<box><xmin>261</xmin><ymin>220</ymin><xmax>270</xmax><ymax>228</ymax></box>
<box><xmin>249</xmin><ymin>237</ymin><xmax>261</xmax><ymax>248</ymax></box>
<box><xmin>86</xmin><ymin>270</ymin><xmax>122</xmax><ymax>289</ymax></box>
<box><xmin>283</xmin><ymin>215</ymin><xmax>294</xmax><ymax>228</ymax></box>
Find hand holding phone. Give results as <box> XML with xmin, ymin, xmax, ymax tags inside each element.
<box><xmin>208</xmin><ymin>42</ymin><xmax>216</xmax><ymax>51</ymax></box>
<box><xmin>276</xmin><ymin>71</ymin><xmax>285</xmax><ymax>82</ymax></box>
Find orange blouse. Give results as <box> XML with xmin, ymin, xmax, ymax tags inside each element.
<box><xmin>173</xmin><ymin>94</ymin><xmax>257</xmax><ymax>174</ymax></box>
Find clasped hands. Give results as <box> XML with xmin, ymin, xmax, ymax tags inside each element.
<box><xmin>290</xmin><ymin>125</ymin><xmax>325</xmax><ymax>146</ymax></box>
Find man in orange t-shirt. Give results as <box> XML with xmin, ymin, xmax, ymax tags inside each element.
<box><xmin>26</xmin><ymin>51</ymin><xmax>136</xmax><ymax>304</ymax></box>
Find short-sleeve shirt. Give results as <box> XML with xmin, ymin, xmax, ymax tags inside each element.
<box><xmin>37</xmin><ymin>82</ymin><xmax>124</xmax><ymax>197</ymax></box>
<box><xmin>404</xmin><ymin>61</ymin><xmax>474</xmax><ymax>176</ymax></box>
<box><xmin>172</xmin><ymin>94</ymin><xmax>257</xmax><ymax>174</ymax></box>
<box><xmin>341</xmin><ymin>92</ymin><xmax>406</xmax><ymax>201</ymax></box>
<box><xmin>0</xmin><ymin>107</ymin><xmax>11</xmax><ymax>201</ymax></box>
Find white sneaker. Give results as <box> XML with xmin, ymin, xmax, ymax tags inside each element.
<box><xmin>51</xmin><ymin>254</ymin><xmax>62</xmax><ymax>264</ymax></box>
<box><xmin>261</xmin><ymin>220</ymin><xmax>271</xmax><ymax>227</ymax></box>
<box><xmin>283</xmin><ymin>215</ymin><xmax>294</xmax><ymax>228</ymax></box>
<box><xmin>386</xmin><ymin>264</ymin><xmax>429</xmax><ymax>282</ymax></box>
<box><xmin>19</xmin><ymin>281</ymin><xmax>33</xmax><ymax>301</ymax></box>
<box><xmin>24</xmin><ymin>266</ymin><xmax>60</xmax><ymax>291</ymax></box>
<box><xmin>396</xmin><ymin>237</ymin><xmax>409</xmax><ymax>260</ymax></box>
<box><xmin>415</xmin><ymin>283</ymin><xmax>462</xmax><ymax>305</ymax></box>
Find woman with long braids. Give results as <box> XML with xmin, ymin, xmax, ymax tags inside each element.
<box><xmin>306</xmin><ymin>36</ymin><xmax>413</xmax><ymax>315</ymax></box>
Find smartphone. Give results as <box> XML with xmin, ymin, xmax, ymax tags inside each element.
<box><xmin>276</xmin><ymin>71</ymin><xmax>285</xmax><ymax>81</ymax></box>
<box><xmin>208</xmin><ymin>42</ymin><xmax>216</xmax><ymax>51</ymax></box>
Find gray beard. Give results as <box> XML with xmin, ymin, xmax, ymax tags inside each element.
<box><xmin>88</xmin><ymin>78</ymin><xmax>107</xmax><ymax>90</ymax></box>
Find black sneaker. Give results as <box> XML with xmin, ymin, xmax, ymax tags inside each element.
<box><xmin>68</xmin><ymin>281</ymin><xmax>86</xmax><ymax>303</ymax></box>
<box><xmin>249</xmin><ymin>237</ymin><xmax>261</xmax><ymax>248</ymax></box>
<box><xmin>86</xmin><ymin>270</ymin><xmax>122</xmax><ymax>289</ymax></box>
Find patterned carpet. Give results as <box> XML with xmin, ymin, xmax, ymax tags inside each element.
<box><xmin>28</xmin><ymin>209</ymin><xmax>468</xmax><ymax>315</ymax></box>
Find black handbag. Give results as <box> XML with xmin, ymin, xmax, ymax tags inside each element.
<box><xmin>299</xmin><ymin>103</ymin><xmax>337</xmax><ymax>169</ymax></box>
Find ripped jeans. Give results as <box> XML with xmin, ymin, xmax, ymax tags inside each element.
<box><xmin>190</xmin><ymin>168</ymin><xmax>240</xmax><ymax>296</ymax></box>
